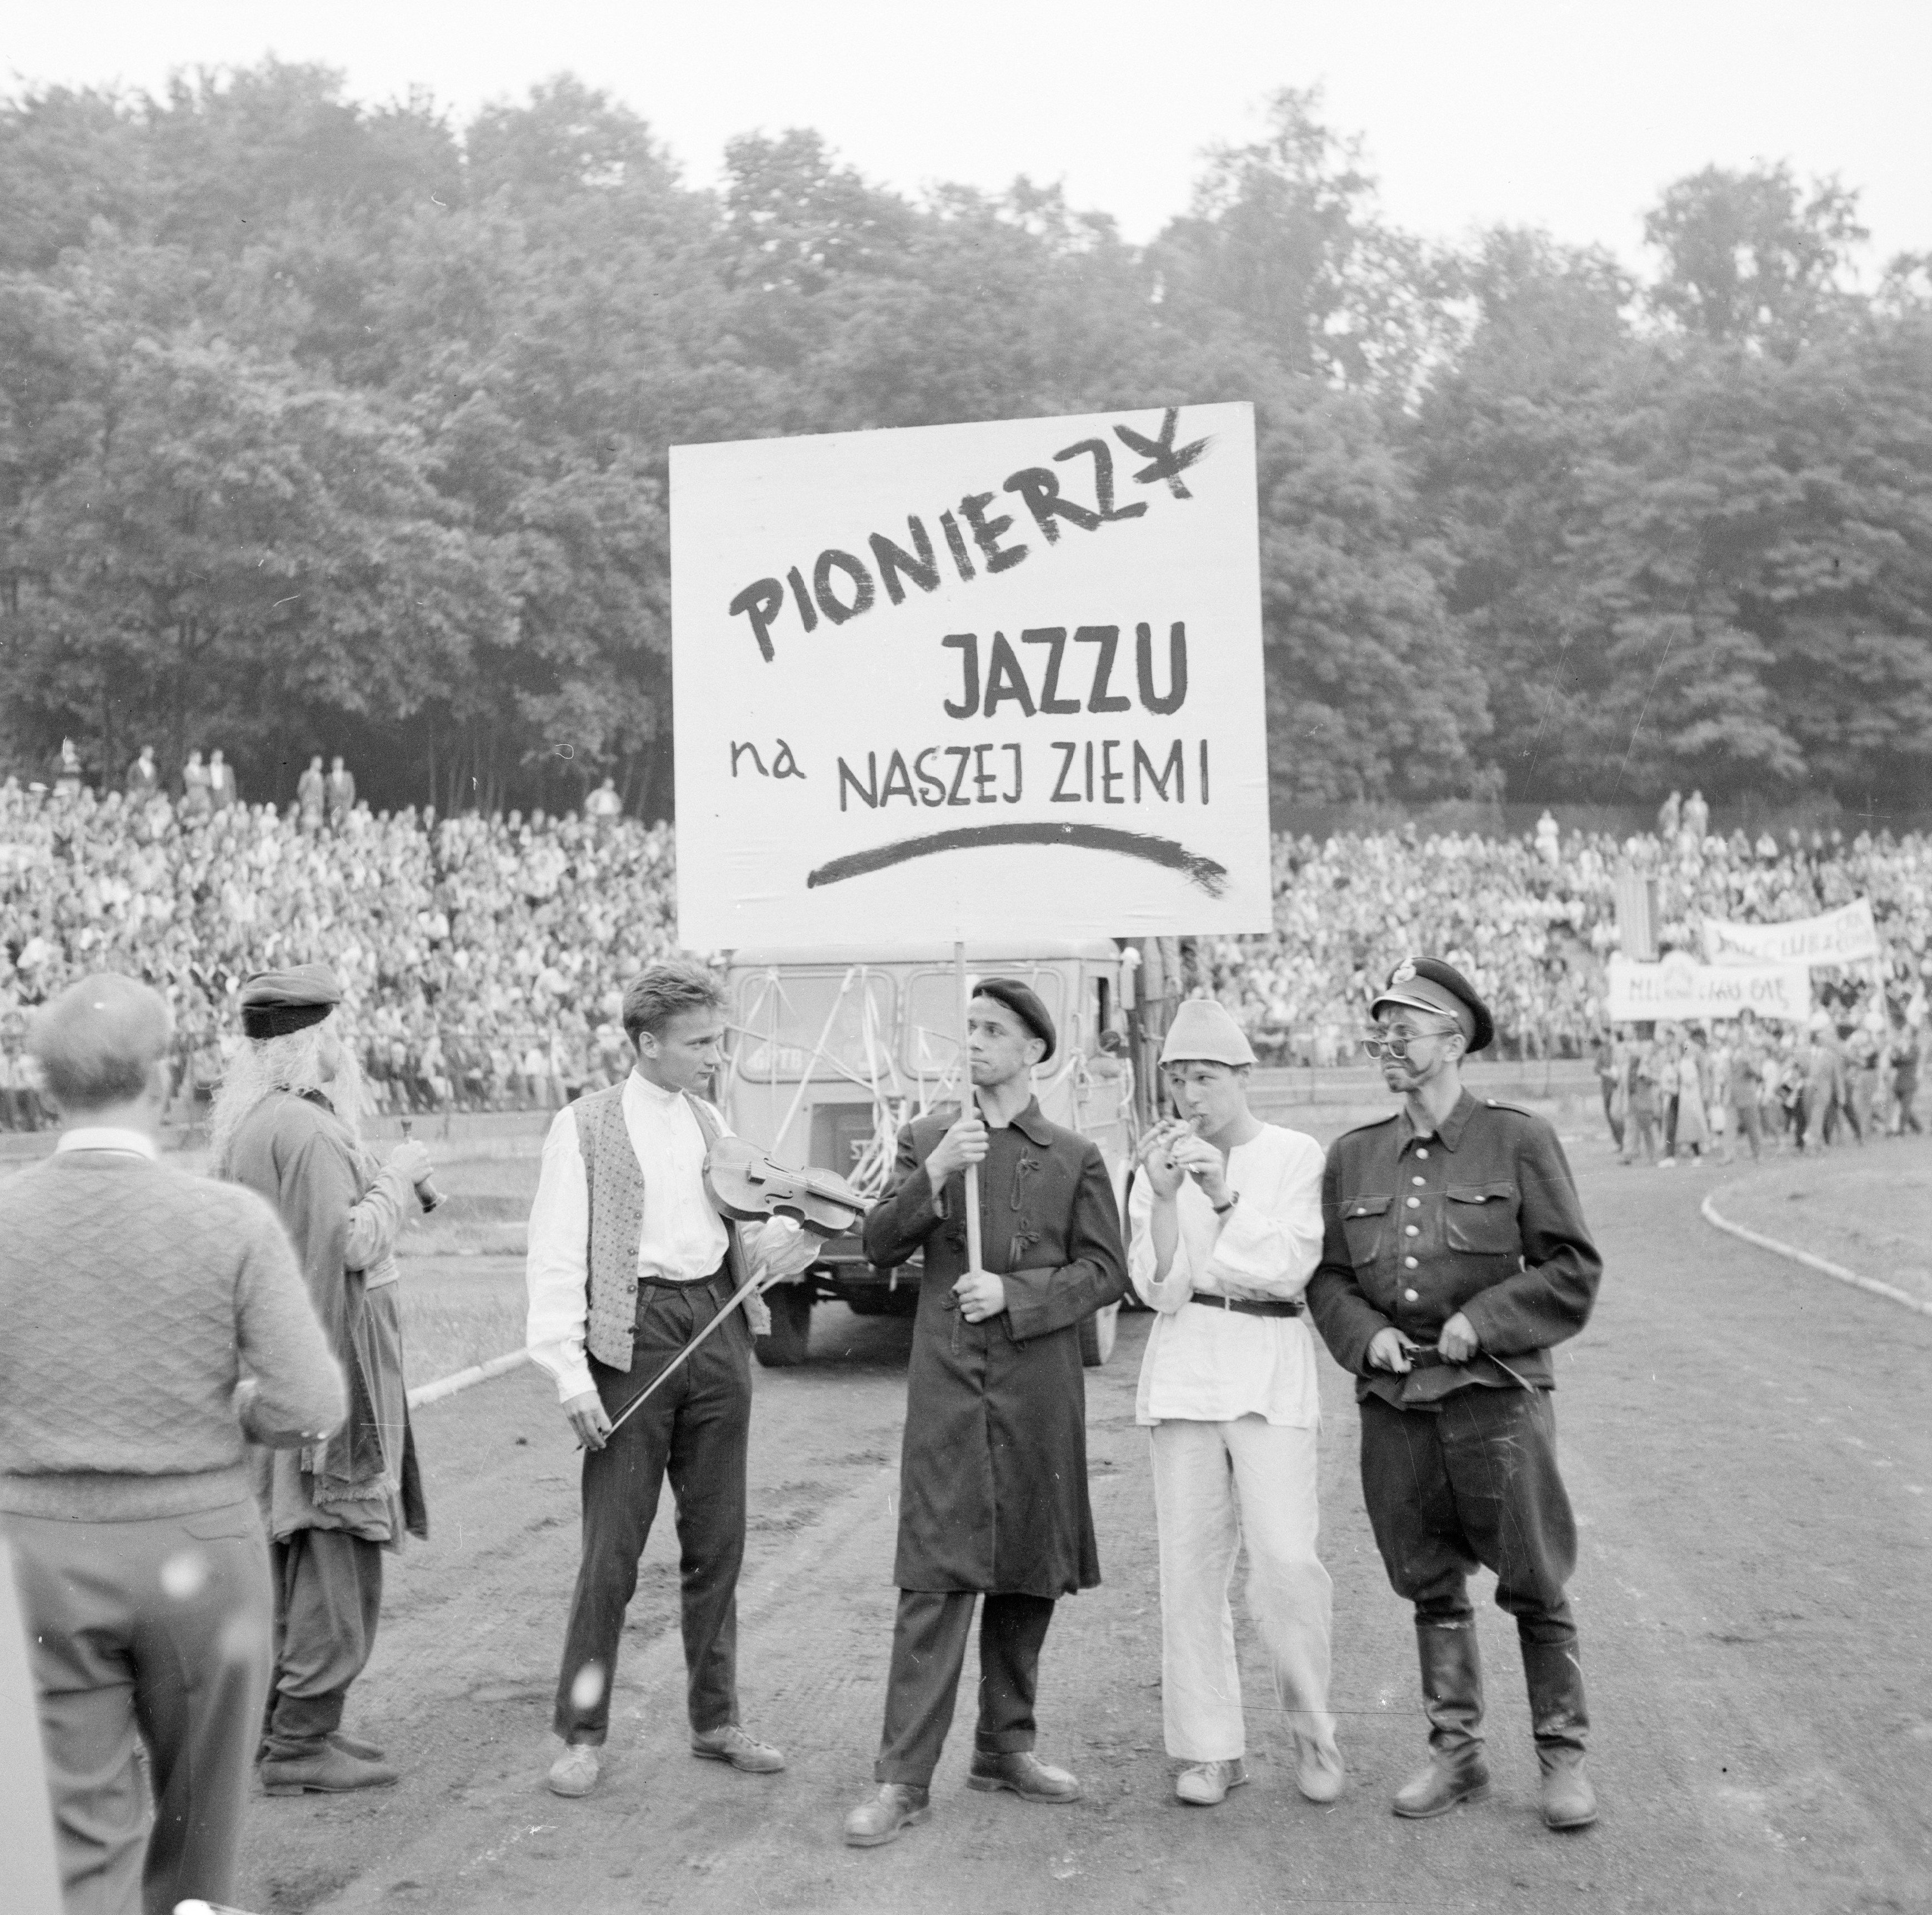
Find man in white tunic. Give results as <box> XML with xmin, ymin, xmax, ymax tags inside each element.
<box><xmin>1128</xmin><ymin>999</ymin><xmax>1344</xmax><ymax>1807</ymax></box>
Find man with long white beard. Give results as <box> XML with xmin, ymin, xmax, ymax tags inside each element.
<box><xmin>211</xmin><ymin>963</ymin><xmax>436</xmax><ymax>1794</ymax></box>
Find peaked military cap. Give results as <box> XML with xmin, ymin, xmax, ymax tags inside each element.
<box><xmin>1370</xmin><ymin>956</ymin><xmax>1494</xmax><ymax>1054</ymax></box>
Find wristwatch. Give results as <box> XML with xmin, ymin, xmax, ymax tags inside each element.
<box><xmin>1212</xmin><ymin>1192</ymin><xmax>1239</xmax><ymax>1216</ymax></box>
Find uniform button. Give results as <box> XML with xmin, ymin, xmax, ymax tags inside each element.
<box><xmin>1405</xmin><ymin>1226</ymin><xmax>1419</xmax><ymax>1237</ymax></box>
<box><xmin>1412</xmin><ymin>1176</ymin><xmax>1426</xmax><ymax>1187</ymax></box>
<box><xmin>1404</xmin><ymin>1288</ymin><xmax>1419</xmax><ymax>1301</ymax></box>
<box><xmin>1407</xmin><ymin>1196</ymin><xmax>1421</xmax><ymax>1208</ymax></box>
<box><xmin>1404</xmin><ymin>1256</ymin><xmax>1418</xmax><ymax>1269</ymax></box>
<box><xmin>1417</xmin><ymin>1148</ymin><xmax>1429</xmax><ymax>1158</ymax></box>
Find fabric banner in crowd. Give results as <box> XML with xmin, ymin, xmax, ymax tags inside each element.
<box><xmin>1699</xmin><ymin>898</ymin><xmax>1880</xmax><ymax>968</ymax></box>
<box><xmin>1605</xmin><ymin>953</ymin><xmax>1812</xmax><ymax>1024</ymax></box>
<box><xmin>669</xmin><ymin>403</ymin><xmax>1272</xmax><ymax>950</ymax></box>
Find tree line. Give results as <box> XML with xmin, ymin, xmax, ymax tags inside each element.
<box><xmin>2</xmin><ymin>62</ymin><xmax>1928</xmax><ymax>819</ymax></box>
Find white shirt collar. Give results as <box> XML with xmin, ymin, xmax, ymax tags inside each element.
<box><xmin>56</xmin><ymin>1126</ymin><xmax>161</xmax><ymax>1161</ymax></box>
<box><xmin>626</xmin><ymin>1069</ymin><xmax>685</xmax><ymax>1111</ymax></box>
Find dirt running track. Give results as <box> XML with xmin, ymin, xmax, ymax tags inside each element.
<box><xmin>236</xmin><ymin>1139</ymin><xmax>1932</xmax><ymax>1915</ymax></box>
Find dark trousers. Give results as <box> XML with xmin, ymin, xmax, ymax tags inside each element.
<box><xmin>1359</xmin><ymin>1388</ymin><xmax>1578</xmax><ymax>1650</ymax></box>
<box><xmin>554</xmin><ymin>1267</ymin><xmax>752</xmax><ymax>1746</ymax></box>
<box><xmin>4</xmin><ymin>1498</ymin><xmax>272</xmax><ymax>1915</ymax></box>
<box><xmin>264</xmin><ymin>1528</ymin><xmax>384</xmax><ymax>1756</ymax></box>
<box><xmin>875</xmin><ymin>1590</ymin><xmax>1056</xmax><ymax>1787</ymax></box>
<box><xmin>1598</xmin><ymin>1082</ymin><xmax>1624</xmax><ymax>1150</ymax></box>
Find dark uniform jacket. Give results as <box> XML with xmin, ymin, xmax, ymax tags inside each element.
<box><xmin>1306</xmin><ymin>1091</ymin><xmax>1601</xmax><ymax>1412</ymax></box>
<box><xmin>863</xmin><ymin>1099</ymin><xmax>1128</xmax><ymax>1598</ymax></box>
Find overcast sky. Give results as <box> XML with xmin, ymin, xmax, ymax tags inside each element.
<box><xmin>9</xmin><ymin>0</ymin><xmax>1930</xmax><ymax>273</ymax></box>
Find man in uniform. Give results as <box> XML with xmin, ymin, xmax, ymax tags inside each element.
<box><xmin>213</xmin><ymin>963</ymin><xmax>433</xmax><ymax>1794</ymax></box>
<box><xmin>844</xmin><ymin>978</ymin><xmax>1129</xmax><ymax>1848</ymax></box>
<box><xmin>1306</xmin><ymin>958</ymin><xmax>1603</xmax><ymax>1831</ymax></box>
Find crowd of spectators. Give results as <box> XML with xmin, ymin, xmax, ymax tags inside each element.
<box><xmin>1200</xmin><ymin>814</ymin><xmax>1932</xmax><ymax>1066</ymax></box>
<box><xmin>5</xmin><ymin>777</ymin><xmax>1931</xmax><ymax>1128</ymax></box>
<box><xmin>0</xmin><ymin>781</ymin><xmax>668</xmax><ymax>1126</ymax></box>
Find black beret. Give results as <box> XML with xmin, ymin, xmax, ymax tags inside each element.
<box><xmin>1370</xmin><ymin>956</ymin><xmax>1494</xmax><ymax>1054</ymax></box>
<box><xmin>973</xmin><ymin>976</ymin><xmax>1056</xmax><ymax>1063</ymax></box>
<box><xmin>240</xmin><ymin>962</ymin><xmax>343</xmax><ymax>1039</ymax></box>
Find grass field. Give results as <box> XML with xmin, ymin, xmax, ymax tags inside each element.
<box><xmin>1714</xmin><ymin>1133</ymin><xmax>1932</xmax><ymax>1309</ymax></box>
<box><xmin>399</xmin><ymin>1252</ymin><xmax>528</xmax><ymax>1389</ymax></box>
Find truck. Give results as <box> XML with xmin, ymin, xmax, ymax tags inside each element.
<box><xmin>719</xmin><ymin>938</ymin><xmax>1185</xmax><ymax>1370</ymax></box>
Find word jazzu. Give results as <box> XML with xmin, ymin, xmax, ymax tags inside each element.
<box><xmin>725</xmin><ymin>409</ymin><xmax>1210</xmax><ymax>663</ymax></box>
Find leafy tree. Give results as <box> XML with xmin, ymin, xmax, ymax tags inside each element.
<box><xmin>1644</xmin><ymin>161</ymin><xmax>1866</xmax><ymax>352</ymax></box>
<box><xmin>1148</xmin><ymin>86</ymin><xmax>1455</xmax><ymax>398</ymax></box>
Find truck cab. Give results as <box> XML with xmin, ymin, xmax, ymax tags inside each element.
<box><xmin>720</xmin><ymin>941</ymin><xmax>1145</xmax><ymax>1367</ymax></box>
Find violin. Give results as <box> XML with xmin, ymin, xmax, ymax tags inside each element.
<box><xmin>704</xmin><ymin>1137</ymin><xmax>870</xmax><ymax>1238</ymax></box>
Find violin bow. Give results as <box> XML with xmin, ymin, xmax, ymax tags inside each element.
<box><xmin>592</xmin><ymin>1262</ymin><xmax>772</xmax><ymax>1446</ymax></box>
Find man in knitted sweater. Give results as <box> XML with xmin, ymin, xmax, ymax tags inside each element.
<box><xmin>1</xmin><ymin>973</ymin><xmax>344</xmax><ymax>1915</ymax></box>
<box><xmin>213</xmin><ymin>963</ymin><xmax>434</xmax><ymax>1796</ymax></box>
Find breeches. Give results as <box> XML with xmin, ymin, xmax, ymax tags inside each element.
<box><xmin>554</xmin><ymin>1268</ymin><xmax>752</xmax><ymax>1745</ymax></box>
<box><xmin>1149</xmin><ymin>1417</ymin><xmax>1335</xmax><ymax>1762</ymax></box>
<box><xmin>4</xmin><ymin>1498</ymin><xmax>272</xmax><ymax>1915</ymax></box>
<box><xmin>265</xmin><ymin>1528</ymin><xmax>385</xmax><ymax>1752</ymax></box>
<box><xmin>1360</xmin><ymin>1387</ymin><xmax>1578</xmax><ymax>1647</ymax></box>
<box><xmin>875</xmin><ymin>1589</ymin><xmax>1056</xmax><ymax>1787</ymax></box>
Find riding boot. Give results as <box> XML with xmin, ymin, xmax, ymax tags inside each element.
<box><xmin>1522</xmin><ymin>1638</ymin><xmax>1596</xmax><ymax>1829</ymax></box>
<box><xmin>1392</xmin><ymin>1617</ymin><xmax>1490</xmax><ymax>1818</ymax></box>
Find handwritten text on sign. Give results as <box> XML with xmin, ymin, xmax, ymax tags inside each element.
<box><xmin>1605</xmin><ymin>954</ymin><xmax>1813</xmax><ymax>1024</ymax></box>
<box><xmin>670</xmin><ymin>404</ymin><xmax>1271</xmax><ymax>950</ymax></box>
<box><xmin>1700</xmin><ymin>898</ymin><xmax>1879</xmax><ymax>968</ymax></box>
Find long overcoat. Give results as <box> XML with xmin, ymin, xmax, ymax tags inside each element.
<box><xmin>226</xmin><ymin>1089</ymin><xmax>427</xmax><ymax>1547</ymax></box>
<box><xmin>863</xmin><ymin>1098</ymin><xmax>1128</xmax><ymax>1598</ymax></box>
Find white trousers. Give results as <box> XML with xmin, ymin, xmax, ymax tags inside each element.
<box><xmin>1150</xmin><ymin>1416</ymin><xmax>1337</xmax><ymax>1763</ymax></box>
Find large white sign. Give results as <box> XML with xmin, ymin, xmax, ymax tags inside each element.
<box><xmin>670</xmin><ymin>404</ymin><xmax>1272</xmax><ymax>951</ymax></box>
<box><xmin>1606</xmin><ymin>953</ymin><xmax>1813</xmax><ymax>1024</ymax></box>
<box><xmin>1700</xmin><ymin>898</ymin><xmax>1880</xmax><ymax>968</ymax></box>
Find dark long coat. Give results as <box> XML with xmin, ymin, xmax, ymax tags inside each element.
<box><xmin>863</xmin><ymin>1098</ymin><xmax>1128</xmax><ymax>1598</ymax></box>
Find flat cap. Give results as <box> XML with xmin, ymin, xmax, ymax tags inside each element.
<box><xmin>973</xmin><ymin>977</ymin><xmax>1055</xmax><ymax>1063</ymax></box>
<box><xmin>240</xmin><ymin>963</ymin><xmax>343</xmax><ymax>1039</ymax></box>
<box><xmin>1160</xmin><ymin>997</ymin><xmax>1257</xmax><ymax>1068</ymax></box>
<box><xmin>1370</xmin><ymin>956</ymin><xmax>1494</xmax><ymax>1054</ymax></box>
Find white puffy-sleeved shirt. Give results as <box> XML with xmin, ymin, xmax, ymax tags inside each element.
<box><xmin>524</xmin><ymin>1071</ymin><xmax>803</xmax><ymax>1403</ymax></box>
<box><xmin>1128</xmin><ymin>1122</ymin><xmax>1325</xmax><ymax>1428</ymax></box>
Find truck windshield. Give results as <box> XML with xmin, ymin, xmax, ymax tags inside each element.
<box><xmin>730</xmin><ymin>969</ymin><xmax>898</xmax><ymax>1083</ymax></box>
<box><xmin>902</xmin><ymin>967</ymin><xmax>1068</xmax><ymax>1079</ymax></box>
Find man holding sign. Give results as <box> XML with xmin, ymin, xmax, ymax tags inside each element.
<box><xmin>844</xmin><ymin>979</ymin><xmax>1128</xmax><ymax>1848</ymax></box>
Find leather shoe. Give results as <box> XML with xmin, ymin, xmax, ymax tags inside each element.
<box><xmin>261</xmin><ymin>1742</ymin><xmax>399</xmax><ymax>1796</ymax></box>
<box><xmin>691</xmin><ymin>1724</ymin><xmax>785</xmax><ymax>1773</ymax></box>
<box><xmin>844</xmin><ymin>1783</ymin><xmax>930</xmax><ymax>1847</ymax></box>
<box><xmin>1175</xmin><ymin>1758</ymin><xmax>1247</xmax><ymax>1806</ymax></box>
<box><xmin>1540</xmin><ymin>1751</ymin><xmax>1598</xmax><ymax>1830</ymax></box>
<box><xmin>547</xmin><ymin>1743</ymin><xmax>601</xmax><ymax>1798</ymax></box>
<box><xmin>1392</xmin><ymin>1756</ymin><xmax>1490</xmax><ymax>1818</ymax></box>
<box><xmin>967</xmin><ymin>1749</ymin><xmax>1080</xmax><ymax>1802</ymax></box>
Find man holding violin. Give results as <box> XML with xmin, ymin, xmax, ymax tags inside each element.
<box><xmin>1305</xmin><ymin>958</ymin><xmax>1604</xmax><ymax>1832</ymax></box>
<box><xmin>525</xmin><ymin>960</ymin><xmax>818</xmax><ymax>1800</ymax></box>
<box><xmin>844</xmin><ymin>978</ymin><xmax>1128</xmax><ymax>1848</ymax></box>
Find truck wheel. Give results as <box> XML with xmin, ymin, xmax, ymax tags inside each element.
<box><xmin>755</xmin><ymin>1283</ymin><xmax>813</xmax><ymax>1368</ymax></box>
<box><xmin>1078</xmin><ymin>1300</ymin><xmax>1120</xmax><ymax>1368</ymax></box>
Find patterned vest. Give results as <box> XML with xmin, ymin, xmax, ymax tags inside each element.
<box><xmin>572</xmin><ymin>1083</ymin><xmax>748</xmax><ymax>1373</ymax></box>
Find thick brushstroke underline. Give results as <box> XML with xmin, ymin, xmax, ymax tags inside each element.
<box><xmin>805</xmin><ymin>823</ymin><xmax>1229</xmax><ymax>897</ymax></box>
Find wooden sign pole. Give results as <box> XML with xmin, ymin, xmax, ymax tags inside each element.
<box><xmin>954</xmin><ymin>939</ymin><xmax>984</xmax><ymax>1274</ymax></box>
